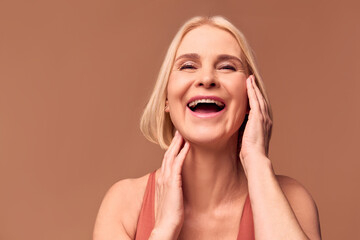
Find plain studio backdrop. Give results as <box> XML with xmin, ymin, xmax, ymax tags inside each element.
<box><xmin>0</xmin><ymin>0</ymin><xmax>359</xmax><ymax>239</ymax></box>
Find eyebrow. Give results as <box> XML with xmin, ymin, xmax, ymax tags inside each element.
<box><xmin>174</xmin><ymin>53</ymin><xmax>243</xmax><ymax>65</ymax></box>
<box><xmin>175</xmin><ymin>53</ymin><xmax>200</xmax><ymax>62</ymax></box>
<box><xmin>217</xmin><ymin>54</ymin><xmax>243</xmax><ymax>65</ymax></box>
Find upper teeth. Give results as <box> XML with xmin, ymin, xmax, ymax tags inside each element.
<box><xmin>188</xmin><ymin>99</ymin><xmax>225</xmax><ymax>108</ymax></box>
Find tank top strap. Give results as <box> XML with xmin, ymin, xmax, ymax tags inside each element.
<box><xmin>135</xmin><ymin>171</ymin><xmax>156</xmax><ymax>240</ymax></box>
<box><xmin>237</xmin><ymin>194</ymin><xmax>255</xmax><ymax>240</ymax></box>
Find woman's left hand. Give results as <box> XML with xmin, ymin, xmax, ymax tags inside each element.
<box><xmin>239</xmin><ymin>75</ymin><xmax>273</xmax><ymax>167</ymax></box>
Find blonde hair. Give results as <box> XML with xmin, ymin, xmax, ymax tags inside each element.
<box><xmin>140</xmin><ymin>16</ymin><xmax>273</xmax><ymax>149</ymax></box>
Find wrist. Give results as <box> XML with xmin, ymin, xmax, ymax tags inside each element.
<box><xmin>149</xmin><ymin>227</ymin><xmax>180</xmax><ymax>240</ymax></box>
<box><xmin>241</xmin><ymin>153</ymin><xmax>274</xmax><ymax>175</ymax></box>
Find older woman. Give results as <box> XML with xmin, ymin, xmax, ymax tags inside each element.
<box><xmin>93</xmin><ymin>16</ymin><xmax>322</xmax><ymax>240</ymax></box>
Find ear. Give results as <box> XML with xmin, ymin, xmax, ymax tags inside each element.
<box><xmin>165</xmin><ymin>99</ymin><xmax>170</xmax><ymax>112</ymax></box>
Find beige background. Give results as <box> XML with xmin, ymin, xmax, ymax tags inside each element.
<box><xmin>1</xmin><ymin>0</ymin><xmax>359</xmax><ymax>239</ymax></box>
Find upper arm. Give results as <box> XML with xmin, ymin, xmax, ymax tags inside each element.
<box><xmin>276</xmin><ymin>175</ymin><xmax>322</xmax><ymax>240</ymax></box>
<box><xmin>93</xmin><ymin>179</ymin><xmax>139</xmax><ymax>240</ymax></box>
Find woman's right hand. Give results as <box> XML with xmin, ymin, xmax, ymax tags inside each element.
<box><xmin>150</xmin><ymin>130</ymin><xmax>190</xmax><ymax>240</ymax></box>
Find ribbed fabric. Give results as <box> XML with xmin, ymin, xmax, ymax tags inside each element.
<box><xmin>135</xmin><ymin>171</ymin><xmax>156</xmax><ymax>240</ymax></box>
<box><xmin>135</xmin><ymin>171</ymin><xmax>255</xmax><ymax>240</ymax></box>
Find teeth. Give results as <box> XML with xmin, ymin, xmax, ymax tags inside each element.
<box><xmin>188</xmin><ymin>99</ymin><xmax>225</xmax><ymax>108</ymax></box>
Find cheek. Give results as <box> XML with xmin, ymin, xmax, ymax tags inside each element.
<box><xmin>224</xmin><ymin>78</ymin><xmax>248</xmax><ymax>123</ymax></box>
<box><xmin>166</xmin><ymin>77</ymin><xmax>188</xmax><ymax>126</ymax></box>
<box><xmin>167</xmin><ymin>73</ymin><xmax>192</xmax><ymax>105</ymax></box>
<box><xmin>224</xmin><ymin>77</ymin><xmax>248</xmax><ymax>103</ymax></box>
<box><xmin>167</xmin><ymin>77</ymin><xmax>182</xmax><ymax>106</ymax></box>
<box><xmin>166</xmin><ymin>88</ymin><xmax>185</xmax><ymax>132</ymax></box>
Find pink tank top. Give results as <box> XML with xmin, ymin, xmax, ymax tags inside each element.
<box><xmin>135</xmin><ymin>171</ymin><xmax>255</xmax><ymax>240</ymax></box>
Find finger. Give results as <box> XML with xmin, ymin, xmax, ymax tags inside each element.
<box><xmin>166</xmin><ymin>131</ymin><xmax>184</xmax><ymax>162</ymax></box>
<box><xmin>173</xmin><ymin>141</ymin><xmax>190</xmax><ymax>175</ymax></box>
<box><xmin>164</xmin><ymin>131</ymin><xmax>183</xmax><ymax>178</ymax></box>
<box><xmin>251</xmin><ymin>77</ymin><xmax>267</xmax><ymax>117</ymax></box>
<box><xmin>161</xmin><ymin>131</ymin><xmax>179</xmax><ymax>176</ymax></box>
<box><xmin>246</xmin><ymin>75</ymin><xmax>261</xmax><ymax>117</ymax></box>
<box><xmin>251</xmin><ymin>77</ymin><xmax>272</xmax><ymax>132</ymax></box>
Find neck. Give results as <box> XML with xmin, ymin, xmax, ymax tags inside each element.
<box><xmin>181</xmin><ymin>133</ymin><xmax>247</xmax><ymax>213</ymax></box>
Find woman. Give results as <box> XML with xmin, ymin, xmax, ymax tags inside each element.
<box><xmin>93</xmin><ymin>16</ymin><xmax>322</xmax><ymax>240</ymax></box>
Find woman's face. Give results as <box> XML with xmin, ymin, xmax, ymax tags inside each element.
<box><xmin>167</xmin><ymin>25</ymin><xmax>249</xmax><ymax>146</ymax></box>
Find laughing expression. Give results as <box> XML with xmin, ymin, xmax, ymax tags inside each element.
<box><xmin>166</xmin><ymin>25</ymin><xmax>249</xmax><ymax>147</ymax></box>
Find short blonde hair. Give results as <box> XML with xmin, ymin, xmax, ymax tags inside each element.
<box><xmin>140</xmin><ymin>16</ymin><xmax>273</xmax><ymax>149</ymax></box>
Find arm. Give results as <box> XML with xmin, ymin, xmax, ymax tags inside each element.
<box><xmin>240</xmin><ymin>75</ymin><xmax>321</xmax><ymax>240</ymax></box>
<box><xmin>93</xmin><ymin>179</ymin><xmax>139</xmax><ymax>240</ymax></box>
<box><xmin>245</xmin><ymin>155</ymin><xmax>321</xmax><ymax>240</ymax></box>
<box><xmin>277</xmin><ymin>174</ymin><xmax>322</xmax><ymax>240</ymax></box>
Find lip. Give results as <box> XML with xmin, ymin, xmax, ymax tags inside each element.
<box><xmin>187</xmin><ymin>106</ymin><xmax>226</xmax><ymax>118</ymax></box>
<box><xmin>187</xmin><ymin>95</ymin><xmax>226</xmax><ymax>106</ymax></box>
<box><xmin>186</xmin><ymin>95</ymin><xmax>226</xmax><ymax>119</ymax></box>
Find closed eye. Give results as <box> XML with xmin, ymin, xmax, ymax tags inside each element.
<box><xmin>179</xmin><ymin>63</ymin><xmax>197</xmax><ymax>70</ymax></box>
<box><xmin>219</xmin><ymin>65</ymin><xmax>236</xmax><ymax>71</ymax></box>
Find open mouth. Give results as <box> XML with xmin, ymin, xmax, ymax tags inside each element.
<box><xmin>187</xmin><ymin>98</ymin><xmax>225</xmax><ymax>113</ymax></box>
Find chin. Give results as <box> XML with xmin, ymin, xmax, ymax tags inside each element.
<box><xmin>182</xmin><ymin>126</ymin><xmax>233</xmax><ymax>148</ymax></box>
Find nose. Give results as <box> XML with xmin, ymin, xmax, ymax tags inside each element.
<box><xmin>195</xmin><ymin>67</ymin><xmax>220</xmax><ymax>89</ymax></box>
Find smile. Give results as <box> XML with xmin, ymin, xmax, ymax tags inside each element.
<box><xmin>187</xmin><ymin>96</ymin><xmax>226</xmax><ymax>118</ymax></box>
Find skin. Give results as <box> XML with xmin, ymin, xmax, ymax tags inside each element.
<box><xmin>93</xmin><ymin>25</ymin><xmax>322</xmax><ymax>240</ymax></box>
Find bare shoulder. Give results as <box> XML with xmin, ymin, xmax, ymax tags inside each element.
<box><xmin>276</xmin><ymin>175</ymin><xmax>322</xmax><ymax>240</ymax></box>
<box><xmin>93</xmin><ymin>172</ymin><xmax>151</xmax><ymax>240</ymax></box>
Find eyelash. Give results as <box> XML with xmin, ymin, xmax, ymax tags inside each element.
<box><xmin>219</xmin><ymin>65</ymin><xmax>236</xmax><ymax>71</ymax></box>
<box><xmin>179</xmin><ymin>63</ymin><xmax>237</xmax><ymax>71</ymax></box>
<box><xmin>179</xmin><ymin>63</ymin><xmax>196</xmax><ymax>70</ymax></box>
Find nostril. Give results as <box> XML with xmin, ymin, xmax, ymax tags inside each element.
<box><xmin>196</xmin><ymin>78</ymin><xmax>218</xmax><ymax>88</ymax></box>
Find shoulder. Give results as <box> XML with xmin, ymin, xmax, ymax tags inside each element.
<box><xmin>93</xmin><ymin>172</ymin><xmax>151</xmax><ymax>240</ymax></box>
<box><xmin>275</xmin><ymin>175</ymin><xmax>318</xmax><ymax>210</ymax></box>
<box><xmin>275</xmin><ymin>174</ymin><xmax>322</xmax><ymax>240</ymax></box>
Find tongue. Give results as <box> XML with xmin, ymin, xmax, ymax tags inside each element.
<box><xmin>194</xmin><ymin>104</ymin><xmax>219</xmax><ymax>113</ymax></box>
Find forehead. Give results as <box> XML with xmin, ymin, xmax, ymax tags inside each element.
<box><xmin>175</xmin><ymin>25</ymin><xmax>242</xmax><ymax>58</ymax></box>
